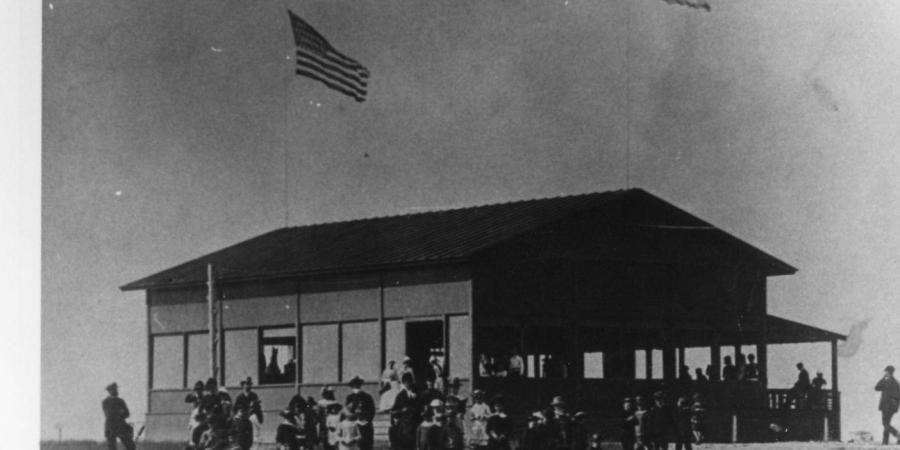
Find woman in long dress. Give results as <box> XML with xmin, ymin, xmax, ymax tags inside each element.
<box><xmin>379</xmin><ymin>378</ymin><xmax>401</xmax><ymax>411</ymax></box>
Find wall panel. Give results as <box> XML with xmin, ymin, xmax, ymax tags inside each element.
<box><xmin>223</xmin><ymin>296</ymin><xmax>295</xmax><ymax>328</ymax></box>
<box><xmin>149</xmin><ymin>303</ymin><xmax>207</xmax><ymax>334</ymax></box>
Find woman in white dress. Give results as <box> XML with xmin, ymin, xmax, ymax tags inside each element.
<box><xmin>378</xmin><ymin>378</ymin><xmax>401</xmax><ymax>411</ymax></box>
<box><xmin>468</xmin><ymin>390</ymin><xmax>491</xmax><ymax>450</ymax></box>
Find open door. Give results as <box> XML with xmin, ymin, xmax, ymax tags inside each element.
<box><xmin>405</xmin><ymin>319</ymin><xmax>444</xmax><ymax>387</ymax></box>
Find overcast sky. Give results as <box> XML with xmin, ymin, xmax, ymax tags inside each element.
<box><xmin>41</xmin><ymin>0</ymin><xmax>900</xmax><ymax>440</ymax></box>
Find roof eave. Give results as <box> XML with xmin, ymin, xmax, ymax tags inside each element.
<box><xmin>119</xmin><ymin>256</ymin><xmax>472</xmax><ymax>292</ymax></box>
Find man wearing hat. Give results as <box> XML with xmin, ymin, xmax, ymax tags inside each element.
<box><xmin>649</xmin><ymin>391</ymin><xmax>673</xmax><ymax>450</ymax></box>
<box><xmin>547</xmin><ymin>401</ymin><xmax>573</xmax><ymax>450</ymax></box>
<box><xmin>234</xmin><ymin>377</ymin><xmax>263</xmax><ymax>424</ymax></box>
<box><xmin>346</xmin><ymin>376</ymin><xmax>376</xmax><ymax>450</ymax></box>
<box><xmin>390</xmin><ymin>372</ymin><xmax>420</xmax><ymax>450</ymax></box>
<box><xmin>876</xmin><ymin>365</ymin><xmax>900</xmax><ymax>445</ymax></box>
<box><xmin>102</xmin><ymin>382</ymin><xmax>135</xmax><ymax>450</ymax></box>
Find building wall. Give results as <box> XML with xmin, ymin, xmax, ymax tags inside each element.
<box><xmin>146</xmin><ymin>266</ymin><xmax>472</xmax><ymax>418</ymax></box>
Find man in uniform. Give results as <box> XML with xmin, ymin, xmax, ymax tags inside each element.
<box><xmin>233</xmin><ymin>377</ymin><xmax>263</xmax><ymax>423</ymax></box>
<box><xmin>346</xmin><ymin>376</ymin><xmax>376</xmax><ymax>450</ymax></box>
<box><xmin>876</xmin><ymin>365</ymin><xmax>900</xmax><ymax>445</ymax></box>
<box><xmin>102</xmin><ymin>382</ymin><xmax>135</xmax><ymax>450</ymax></box>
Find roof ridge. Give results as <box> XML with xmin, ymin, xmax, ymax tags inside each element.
<box><xmin>278</xmin><ymin>188</ymin><xmax>632</xmax><ymax>231</ymax></box>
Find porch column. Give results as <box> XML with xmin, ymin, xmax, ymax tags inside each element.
<box><xmin>757</xmin><ymin>343</ymin><xmax>767</xmax><ymax>386</ymax></box>
<box><xmin>664</xmin><ymin>330</ymin><xmax>676</xmax><ymax>380</ymax></box>
<box><xmin>645</xmin><ymin>347</ymin><xmax>652</xmax><ymax>379</ymax></box>
<box><xmin>711</xmin><ymin>333</ymin><xmax>721</xmax><ymax>381</ymax></box>
<box><xmin>831</xmin><ymin>339</ymin><xmax>840</xmax><ymax>441</ymax></box>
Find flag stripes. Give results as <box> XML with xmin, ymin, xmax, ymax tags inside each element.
<box><xmin>288</xmin><ymin>10</ymin><xmax>369</xmax><ymax>102</ymax></box>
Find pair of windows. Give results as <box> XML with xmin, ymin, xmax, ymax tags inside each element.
<box><xmin>152</xmin><ymin>327</ymin><xmax>301</xmax><ymax>389</ymax></box>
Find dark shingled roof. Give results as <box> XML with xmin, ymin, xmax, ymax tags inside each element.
<box><xmin>120</xmin><ymin>188</ymin><xmax>796</xmax><ymax>291</ymax></box>
<box><xmin>766</xmin><ymin>315</ymin><xmax>847</xmax><ymax>343</ymax></box>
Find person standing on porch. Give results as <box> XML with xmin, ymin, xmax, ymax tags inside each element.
<box><xmin>876</xmin><ymin>365</ymin><xmax>900</xmax><ymax>445</ymax></box>
<box><xmin>508</xmin><ymin>347</ymin><xmax>524</xmax><ymax>378</ymax></box>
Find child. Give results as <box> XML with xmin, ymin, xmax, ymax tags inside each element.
<box><xmin>441</xmin><ymin>397</ymin><xmax>465</xmax><ymax>450</ymax></box>
<box><xmin>621</xmin><ymin>397</ymin><xmax>636</xmax><ymax>450</ymax></box>
<box><xmin>674</xmin><ymin>396</ymin><xmax>693</xmax><ymax>450</ymax></box>
<box><xmin>325</xmin><ymin>402</ymin><xmax>343</xmax><ymax>450</ymax></box>
<box><xmin>468</xmin><ymin>390</ymin><xmax>491</xmax><ymax>450</ymax></box>
<box><xmin>337</xmin><ymin>404</ymin><xmax>362</xmax><ymax>450</ymax></box>
<box><xmin>275</xmin><ymin>409</ymin><xmax>300</xmax><ymax>450</ymax></box>
<box><xmin>486</xmin><ymin>396</ymin><xmax>511</xmax><ymax>450</ymax></box>
<box><xmin>416</xmin><ymin>404</ymin><xmax>440</xmax><ymax>450</ymax></box>
<box><xmin>690</xmin><ymin>393</ymin><xmax>706</xmax><ymax>444</ymax></box>
<box><xmin>633</xmin><ymin>396</ymin><xmax>651</xmax><ymax>450</ymax></box>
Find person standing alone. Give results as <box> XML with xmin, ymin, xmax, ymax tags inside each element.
<box><xmin>876</xmin><ymin>365</ymin><xmax>900</xmax><ymax>445</ymax></box>
<box><xmin>102</xmin><ymin>382</ymin><xmax>135</xmax><ymax>450</ymax></box>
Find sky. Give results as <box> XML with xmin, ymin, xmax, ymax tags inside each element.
<box><xmin>40</xmin><ymin>0</ymin><xmax>900</xmax><ymax>441</ymax></box>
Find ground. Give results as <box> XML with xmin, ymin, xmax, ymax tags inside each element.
<box><xmin>37</xmin><ymin>443</ymin><xmax>900</xmax><ymax>450</ymax></box>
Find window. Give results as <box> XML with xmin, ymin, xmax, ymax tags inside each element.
<box><xmin>634</xmin><ymin>350</ymin><xmax>647</xmax><ymax>380</ymax></box>
<box><xmin>225</xmin><ymin>329</ymin><xmax>257</xmax><ymax>387</ymax></box>
<box><xmin>186</xmin><ymin>333</ymin><xmax>210</xmax><ymax>387</ymax></box>
<box><xmin>152</xmin><ymin>335</ymin><xmax>184</xmax><ymax>389</ymax></box>
<box><xmin>584</xmin><ymin>352</ymin><xmax>605</xmax><ymax>379</ymax></box>
<box><xmin>261</xmin><ymin>327</ymin><xmax>296</xmax><ymax>385</ymax></box>
<box><xmin>448</xmin><ymin>316</ymin><xmax>471</xmax><ymax>379</ymax></box>
<box><xmin>303</xmin><ymin>324</ymin><xmax>338</xmax><ymax>383</ymax></box>
<box><xmin>342</xmin><ymin>321</ymin><xmax>379</xmax><ymax>382</ymax></box>
<box><xmin>651</xmin><ymin>349</ymin><xmax>663</xmax><ymax>379</ymax></box>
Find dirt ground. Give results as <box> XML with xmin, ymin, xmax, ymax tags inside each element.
<box><xmin>39</xmin><ymin>442</ymin><xmax>900</xmax><ymax>450</ymax></box>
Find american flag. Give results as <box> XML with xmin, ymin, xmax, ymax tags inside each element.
<box><xmin>288</xmin><ymin>10</ymin><xmax>369</xmax><ymax>102</ymax></box>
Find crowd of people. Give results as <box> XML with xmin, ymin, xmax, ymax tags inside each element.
<box><xmin>99</xmin><ymin>353</ymin><xmax>854</xmax><ymax>450</ymax></box>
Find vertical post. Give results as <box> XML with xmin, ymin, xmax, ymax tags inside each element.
<box><xmin>711</xmin><ymin>333</ymin><xmax>721</xmax><ymax>382</ymax></box>
<box><xmin>663</xmin><ymin>329</ymin><xmax>676</xmax><ymax>380</ymax></box>
<box><xmin>830</xmin><ymin>339</ymin><xmax>840</xmax><ymax>441</ymax></box>
<box><xmin>295</xmin><ymin>281</ymin><xmax>301</xmax><ymax>388</ymax></box>
<box><xmin>207</xmin><ymin>264</ymin><xmax>216</xmax><ymax>379</ymax></box>
<box><xmin>469</xmin><ymin>271</ymin><xmax>477</xmax><ymax>389</ymax></box>
<box><xmin>379</xmin><ymin>273</ymin><xmax>386</xmax><ymax>373</ymax></box>
<box><xmin>219</xmin><ymin>295</ymin><xmax>225</xmax><ymax>386</ymax></box>
<box><xmin>678</xmin><ymin>347</ymin><xmax>686</xmax><ymax>376</ymax></box>
<box><xmin>731</xmin><ymin>414</ymin><xmax>738</xmax><ymax>442</ymax></box>
<box><xmin>645</xmin><ymin>347</ymin><xmax>652</xmax><ymax>380</ymax></box>
<box><xmin>146</xmin><ymin>293</ymin><xmax>153</xmax><ymax>412</ymax></box>
<box><xmin>442</xmin><ymin>314</ymin><xmax>450</xmax><ymax>381</ymax></box>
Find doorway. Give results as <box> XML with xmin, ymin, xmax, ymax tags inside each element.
<box><xmin>405</xmin><ymin>320</ymin><xmax>444</xmax><ymax>387</ymax></box>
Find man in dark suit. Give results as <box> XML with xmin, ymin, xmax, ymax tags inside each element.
<box><xmin>876</xmin><ymin>365</ymin><xmax>900</xmax><ymax>445</ymax></box>
<box><xmin>346</xmin><ymin>376</ymin><xmax>376</xmax><ymax>450</ymax></box>
<box><xmin>233</xmin><ymin>377</ymin><xmax>263</xmax><ymax>423</ymax></box>
<box><xmin>391</xmin><ymin>372</ymin><xmax>421</xmax><ymax>450</ymax></box>
<box><xmin>101</xmin><ymin>382</ymin><xmax>135</xmax><ymax>450</ymax></box>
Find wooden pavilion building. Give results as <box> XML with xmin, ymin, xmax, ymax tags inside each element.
<box><xmin>121</xmin><ymin>188</ymin><xmax>845</xmax><ymax>443</ymax></box>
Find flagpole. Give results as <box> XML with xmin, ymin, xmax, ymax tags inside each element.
<box><xmin>282</xmin><ymin>1</ymin><xmax>292</xmax><ymax>227</ymax></box>
<box><xmin>624</xmin><ymin>0</ymin><xmax>632</xmax><ymax>189</ymax></box>
<box><xmin>207</xmin><ymin>263</ymin><xmax>217</xmax><ymax>380</ymax></box>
